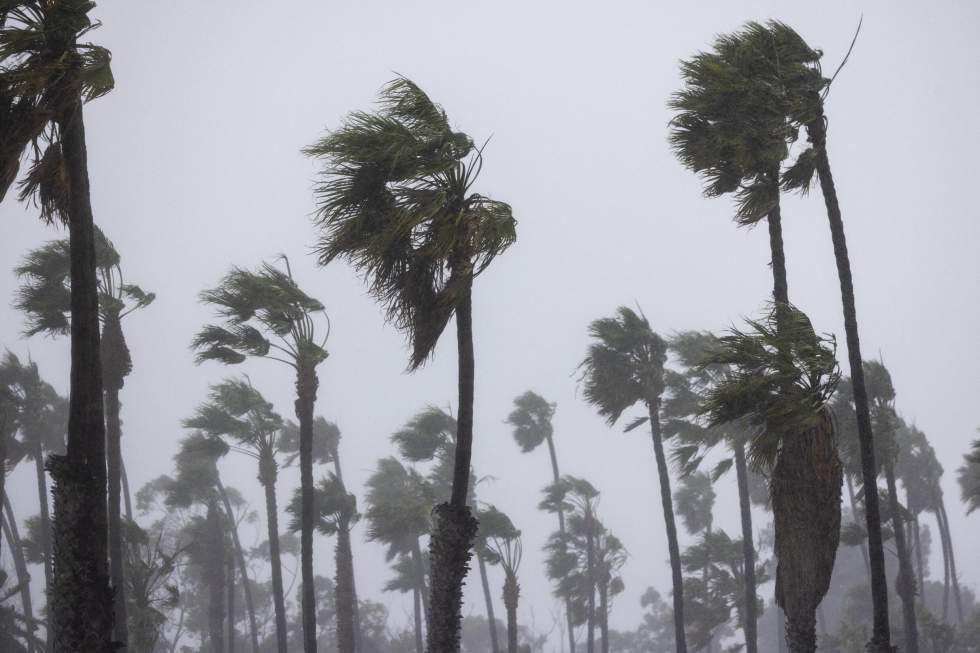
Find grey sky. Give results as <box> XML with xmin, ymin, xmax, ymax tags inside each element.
<box><xmin>1</xmin><ymin>0</ymin><xmax>978</xmax><ymax>643</ymax></box>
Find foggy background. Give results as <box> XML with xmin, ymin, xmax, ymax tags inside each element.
<box><xmin>1</xmin><ymin>0</ymin><xmax>977</xmax><ymax>640</ymax></box>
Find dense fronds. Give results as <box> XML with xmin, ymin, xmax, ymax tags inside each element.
<box><xmin>194</xmin><ymin>259</ymin><xmax>328</xmax><ymax>370</ymax></box>
<box><xmin>474</xmin><ymin>505</ymin><xmax>520</xmax><ymax>552</ymax></box>
<box><xmin>363</xmin><ymin>457</ymin><xmax>432</xmax><ymax>558</ymax></box>
<box><xmin>279</xmin><ymin>415</ymin><xmax>339</xmax><ymax>466</ymax></box>
<box><xmin>579</xmin><ymin>306</ymin><xmax>667</xmax><ymax>424</ymax></box>
<box><xmin>287</xmin><ymin>473</ymin><xmax>359</xmax><ymax>536</ymax></box>
<box><xmin>1</xmin><ymin>349</ymin><xmax>67</xmax><ymax>456</ymax></box>
<box><xmin>183</xmin><ymin>378</ymin><xmax>282</xmax><ymax>462</ymax></box>
<box><xmin>958</xmin><ymin>437</ymin><xmax>980</xmax><ymax>514</ymax></box>
<box><xmin>164</xmin><ymin>433</ymin><xmax>228</xmax><ymax>508</ymax></box>
<box><xmin>506</xmin><ymin>390</ymin><xmax>555</xmax><ymax>453</ymax></box>
<box><xmin>699</xmin><ymin>303</ymin><xmax>840</xmax><ymax>470</ymax></box>
<box><xmin>305</xmin><ymin>76</ymin><xmax>516</xmax><ymax>369</ymax></box>
<box><xmin>673</xmin><ymin>471</ymin><xmax>716</xmax><ymax>535</ymax></box>
<box><xmin>391</xmin><ymin>405</ymin><xmax>456</xmax><ymax>462</ymax></box>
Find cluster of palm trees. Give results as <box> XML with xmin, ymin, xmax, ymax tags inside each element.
<box><xmin>1</xmin><ymin>4</ymin><xmax>978</xmax><ymax>653</ymax></box>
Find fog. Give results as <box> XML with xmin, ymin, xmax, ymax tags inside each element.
<box><xmin>1</xmin><ymin>1</ymin><xmax>978</xmax><ymax>652</ymax></box>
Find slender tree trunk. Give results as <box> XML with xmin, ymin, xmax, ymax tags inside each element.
<box><xmin>412</xmin><ymin>540</ymin><xmax>427</xmax><ymax>653</ymax></box>
<box><xmin>912</xmin><ymin>513</ymin><xmax>925</xmax><ymax>608</ymax></box>
<box><xmin>206</xmin><ymin>502</ymin><xmax>226</xmax><ymax>653</ymax></box>
<box><xmin>428</xmin><ymin>283</ymin><xmax>479</xmax><ymax>653</ymax></box>
<box><xmin>766</xmin><ymin>203</ymin><xmax>788</xmax><ymax>307</ymax></box>
<box><xmin>295</xmin><ymin>363</ymin><xmax>319</xmax><ymax>653</ymax></box>
<box><xmin>936</xmin><ymin>496</ymin><xmax>962</xmax><ymax>624</ymax></box>
<box><xmin>336</xmin><ymin>520</ymin><xmax>356</xmax><ymax>653</ymax></box>
<box><xmin>586</xmin><ymin>521</ymin><xmax>596</xmax><ymax>653</ymax></box>
<box><xmin>477</xmin><ymin>553</ymin><xmax>500</xmax><ymax>653</ymax></box>
<box><xmin>120</xmin><ymin>460</ymin><xmax>133</xmax><ymax>523</ymax></box>
<box><xmin>32</xmin><ymin>447</ymin><xmax>53</xmax><ymax>650</ymax></box>
<box><xmin>885</xmin><ymin>464</ymin><xmax>918</xmax><ymax>653</ymax></box>
<box><xmin>734</xmin><ymin>443</ymin><xmax>759</xmax><ymax>653</ymax></box>
<box><xmin>50</xmin><ymin>86</ymin><xmax>114</xmax><ymax>653</ymax></box>
<box><xmin>599</xmin><ymin>580</ymin><xmax>609</xmax><ymax>653</ymax></box>
<box><xmin>648</xmin><ymin>401</ymin><xmax>687</xmax><ymax>653</ymax></box>
<box><xmin>545</xmin><ymin>435</ymin><xmax>576</xmax><ymax>653</ymax></box>
<box><xmin>216</xmin><ymin>481</ymin><xmax>260</xmax><ymax>653</ymax></box>
<box><xmin>2</xmin><ymin>498</ymin><xmax>36</xmax><ymax>653</ymax></box>
<box><xmin>104</xmin><ymin>387</ymin><xmax>128</xmax><ymax>649</ymax></box>
<box><xmin>845</xmin><ymin>474</ymin><xmax>871</xmax><ymax>580</ymax></box>
<box><xmin>502</xmin><ymin>571</ymin><xmax>519</xmax><ymax>653</ymax></box>
<box><xmin>254</xmin><ymin>472</ymin><xmax>288</xmax><ymax>653</ymax></box>
<box><xmin>807</xmin><ymin>114</ymin><xmax>892</xmax><ymax>653</ymax></box>
<box><xmin>412</xmin><ymin>585</ymin><xmax>424</xmax><ymax>653</ymax></box>
<box><xmin>227</xmin><ymin>544</ymin><xmax>236</xmax><ymax>653</ymax></box>
<box><xmin>332</xmin><ymin>456</ymin><xmax>360</xmax><ymax>653</ymax></box>
<box><xmin>938</xmin><ymin>505</ymin><xmax>950</xmax><ymax>622</ymax></box>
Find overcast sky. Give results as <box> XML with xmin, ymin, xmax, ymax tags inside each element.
<box><xmin>2</xmin><ymin>0</ymin><xmax>978</xmax><ymax>643</ymax></box>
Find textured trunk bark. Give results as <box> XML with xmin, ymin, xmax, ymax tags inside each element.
<box><xmin>32</xmin><ymin>447</ymin><xmax>53</xmax><ymax>650</ymax></box>
<box><xmin>477</xmin><ymin>553</ymin><xmax>500</xmax><ymax>653</ymax></box>
<box><xmin>332</xmin><ymin>455</ymin><xmax>359</xmax><ymax>653</ymax></box>
<box><xmin>586</xmin><ymin>522</ymin><xmax>596</xmax><ymax>653</ymax></box>
<box><xmin>885</xmin><ymin>465</ymin><xmax>918</xmax><ymax>653</ymax></box>
<box><xmin>255</xmin><ymin>474</ymin><xmax>288</xmax><ymax>653</ymax></box>
<box><xmin>206</xmin><ymin>502</ymin><xmax>226</xmax><ymax>653</ymax></box>
<box><xmin>120</xmin><ymin>459</ymin><xmax>133</xmax><ymax>523</ymax></box>
<box><xmin>335</xmin><ymin>520</ymin><xmax>356</xmax><ymax>653</ymax></box>
<box><xmin>807</xmin><ymin>114</ymin><xmax>892</xmax><ymax>653</ymax></box>
<box><xmin>845</xmin><ymin>474</ymin><xmax>871</xmax><ymax>580</ymax></box>
<box><xmin>216</xmin><ymin>481</ymin><xmax>260</xmax><ymax>653</ymax></box>
<box><xmin>427</xmin><ymin>283</ymin><xmax>478</xmax><ymax>653</ymax></box>
<box><xmin>766</xmin><ymin>202</ymin><xmax>788</xmax><ymax>307</ymax></box>
<box><xmin>734</xmin><ymin>443</ymin><xmax>758</xmax><ymax>653</ymax></box>
<box><xmin>295</xmin><ymin>363</ymin><xmax>319</xmax><ymax>653</ymax></box>
<box><xmin>50</xmin><ymin>86</ymin><xmax>114</xmax><ymax>653</ymax></box>
<box><xmin>2</xmin><ymin>498</ymin><xmax>37</xmax><ymax>653</ymax></box>
<box><xmin>105</xmin><ymin>387</ymin><xmax>128</xmax><ymax>649</ymax></box>
<box><xmin>545</xmin><ymin>435</ymin><xmax>576</xmax><ymax>653</ymax></box>
<box><xmin>502</xmin><ymin>572</ymin><xmax>519</xmax><ymax>653</ymax></box>
<box><xmin>599</xmin><ymin>581</ymin><xmax>609</xmax><ymax>653</ymax></box>
<box><xmin>648</xmin><ymin>402</ymin><xmax>687</xmax><ymax>653</ymax></box>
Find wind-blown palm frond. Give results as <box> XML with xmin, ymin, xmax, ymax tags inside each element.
<box><xmin>505</xmin><ymin>390</ymin><xmax>555</xmax><ymax>453</ymax></box>
<box><xmin>363</xmin><ymin>457</ymin><xmax>432</xmax><ymax>559</ymax></box>
<box><xmin>958</xmin><ymin>437</ymin><xmax>980</xmax><ymax>515</ymax></box>
<box><xmin>279</xmin><ymin>416</ymin><xmax>339</xmax><ymax>467</ymax></box>
<box><xmin>287</xmin><ymin>474</ymin><xmax>359</xmax><ymax>536</ymax></box>
<box><xmin>183</xmin><ymin>378</ymin><xmax>282</xmax><ymax>457</ymax></box>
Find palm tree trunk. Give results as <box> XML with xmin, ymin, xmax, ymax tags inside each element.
<box><xmin>251</xmin><ymin>472</ymin><xmax>287</xmax><ymax>653</ymax></box>
<box><xmin>502</xmin><ymin>571</ymin><xmax>519</xmax><ymax>653</ymax></box>
<box><xmin>912</xmin><ymin>513</ymin><xmax>925</xmax><ymax>608</ymax></box>
<box><xmin>216</xmin><ymin>481</ymin><xmax>261</xmax><ymax>653</ymax></box>
<box><xmin>227</xmin><ymin>544</ymin><xmax>236</xmax><ymax>653</ymax></box>
<box><xmin>412</xmin><ymin>586</ymin><xmax>424</xmax><ymax>653</ymax></box>
<box><xmin>120</xmin><ymin>459</ymin><xmax>133</xmax><ymax>523</ymax></box>
<box><xmin>545</xmin><ymin>435</ymin><xmax>576</xmax><ymax>653</ymax></box>
<box><xmin>332</xmin><ymin>455</ymin><xmax>360</xmax><ymax>653</ymax></box>
<box><xmin>936</xmin><ymin>495</ymin><xmax>962</xmax><ymax>624</ymax></box>
<box><xmin>335</xmin><ymin>520</ymin><xmax>356</xmax><ymax>653</ymax></box>
<box><xmin>412</xmin><ymin>539</ymin><xmax>427</xmax><ymax>653</ymax></box>
<box><xmin>428</xmin><ymin>283</ymin><xmax>479</xmax><ymax>653</ymax></box>
<box><xmin>845</xmin><ymin>474</ymin><xmax>871</xmax><ymax>579</ymax></box>
<box><xmin>938</xmin><ymin>505</ymin><xmax>950</xmax><ymax>622</ymax></box>
<box><xmin>777</xmin><ymin>607</ymin><xmax>786</xmax><ymax>653</ymax></box>
<box><xmin>2</xmin><ymin>498</ymin><xmax>36</xmax><ymax>653</ymax></box>
<box><xmin>206</xmin><ymin>502</ymin><xmax>226</xmax><ymax>653</ymax></box>
<box><xmin>50</xmin><ymin>86</ymin><xmax>114</xmax><ymax>653</ymax></box>
<box><xmin>885</xmin><ymin>464</ymin><xmax>918</xmax><ymax>653</ymax></box>
<box><xmin>104</xmin><ymin>387</ymin><xmax>128</xmax><ymax>649</ymax></box>
<box><xmin>766</xmin><ymin>203</ymin><xmax>788</xmax><ymax>306</ymax></box>
<box><xmin>807</xmin><ymin>114</ymin><xmax>892</xmax><ymax>653</ymax></box>
<box><xmin>734</xmin><ymin>442</ymin><xmax>759</xmax><ymax>653</ymax></box>
<box><xmin>647</xmin><ymin>402</ymin><xmax>687</xmax><ymax>653</ymax></box>
<box><xmin>477</xmin><ymin>553</ymin><xmax>500</xmax><ymax>653</ymax></box>
<box><xmin>31</xmin><ymin>446</ymin><xmax>53</xmax><ymax>651</ymax></box>
<box><xmin>599</xmin><ymin>580</ymin><xmax>609</xmax><ymax>653</ymax></box>
<box><xmin>586</xmin><ymin>522</ymin><xmax>596</xmax><ymax>653</ymax></box>
<box><xmin>295</xmin><ymin>363</ymin><xmax>319</xmax><ymax>653</ymax></box>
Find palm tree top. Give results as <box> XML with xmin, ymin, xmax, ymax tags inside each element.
<box><xmin>959</xmin><ymin>436</ymin><xmax>980</xmax><ymax>515</ymax></box>
<box><xmin>364</xmin><ymin>456</ymin><xmax>432</xmax><ymax>558</ymax></box>
<box><xmin>391</xmin><ymin>404</ymin><xmax>457</xmax><ymax>463</ymax></box>
<box><xmin>182</xmin><ymin>378</ymin><xmax>283</xmax><ymax>457</ymax></box>
<box><xmin>506</xmin><ymin>390</ymin><xmax>556</xmax><ymax>453</ymax></box>
<box><xmin>193</xmin><ymin>257</ymin><xmax>328</xmax><ymax>369</ymax></box>
<box><xmin>287</xmin><ymin>473</ymin><xmax>359</xmax><ymax>536</ymax></box>
<box><xmin>579</xmin><ymin>306</ymin><xmax>667</xmax><ymax>425</ymax></box>
<box><xmin>279</xmin><ymin>415</ymin><xmax>340</xmax><ymax>466</ymax></box>
<box><xmin>0</xmin><ymin>350</ymin><xmax>67</xmax><ymax>456</ymax></box>
<box><xmin>305</xmin><ymin>76</ymin><xmax>516</xmax><ymax>370</ymax></box>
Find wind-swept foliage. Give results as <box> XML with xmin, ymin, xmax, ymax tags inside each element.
<box><xmin>959</xmin><ymin>436</ymin><xmax>980</xmax><ymax>515</ymax></box>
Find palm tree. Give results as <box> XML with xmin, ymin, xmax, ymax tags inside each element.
<box><xmin>15</xmin><ymin>226</ymin><xmax>154</xmax><ymax>645</ymax></box>
<box><xmin>306</xmin><ymin>77</ymin><xmax>516</xmax><ymax>652</ymax></box>
<box><xmin>505</xmin><ymin>391</ymin><xmax>577</xmax><ymax>653</ymax></box>
<box><xmin>578</xmin><ymin>306</ymin><xmax>687</xmax><ymax>653</ymax></box>
<box><xmin>287</xmin><ymin>475</ymin><xmax>359</xmax><ymax>653</ymax></box>
<box><xmin>1</xmin><ymin>3</ymin><xmax>116</xmax><ymax>647</ymax></box>
<box><xmin>183</xmin><ymin>378</ymin><xmax>284</xmax><ymax>653</ymax></box>
<box><xmin>193</xmin><ymin>256</ymin><xmax>329</xmax><ymax>653</ymax></box>
<box><xmin>482</xmin><ymin>509</ymin><xmax>522</xmax><ymax>653</ymax></box>
<box><xmin>1</xmin><ymin>491</ymin><xmax>36</xmax><ymax>652</ymax></box>
<box><xmin>594</xmin><ymin>530</ymin><xmax>626</xmax><ymax>653</ymax></box>
<box><xmin>699</xmin><ymin>304</ymin><xmax>842</xmax><ymax>653</ymax></box>
<box><xmin>958</xmin><ymin>435</ymin><xmax>980</xmax><ymax>515</ymax></box>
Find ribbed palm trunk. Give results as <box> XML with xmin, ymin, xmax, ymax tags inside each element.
<box><xmin>296</xmin><ymin>362</ymin><xmax>319</xmax><ymax>653</ymax></box>
<box><xmin>936</xmin><ymin>496</ymin><xmax>962</xmax><ymax>624</ymax></box>
<box><xmin>216</xmin><ymin>481</ymin><xmax>260</xmax><ymax>653</ymax></box>
<box><xmin>50</xmin><ymin>87</ymin><xmax>114</xmax><ymax>653</ymax></box>
<box><xmin>733</xmin><ymin>443</ymin><xmax>759</xmax><ymax>653</ymax></box>
<box><xmin>772</xmin><ymin>409</ymin><xmax>842</xmax><ymax>653</ymax></box>
<box><xmin>427</xmin><ymin>282</ymin><xmax>479</xmax><ymax>653</ymax></box>
<box><xmin>255</xmin><ymin>467</ymin><xmax>288</xmax><ymax>653</ymax></box>
<box><xmin>502</xmin><ymin>571</ymin><xmax>519</xmax><ymax>653</ymax></box>
<box><xmin>884</xmin><ymin>464</ymin><xmax>918</xmax><ymax>653</ymax></box>
<box><xmin>205</xmin><ymin>501</ymin><xmax>226</xmax><ymax>653</ymax></box>
<box><xmin>585</xmin><ymin>521</ymin><xmax>596</xmax><ymax>653</ymax></box>
<box><xmin>2</xmin><ymin>497</ymin><xmax>36</xmax><ymax>653</ymax></box>
<box><xmin>32</xmin><ymin>445</ymin><xmax>53</xmax><ymax>649</ymax></box>
<box><xmin>477</xmin><ymin>553</ymin><xmax>500</xmax><ymax>653</ymax></box>
<box><xmin>335</xmin><ymin>519</ymin><xmax>356</xmax><ymax>653</ymax></box>
<box><xmin>806</xmin><ymin>113</ymin><xmax>892</xmax><ymax>653</ymax></box>
<box><xmin>104</xmin><ymin>386</ymin><xmax>128</xmax><ymax>649</ymax></box>
<box><xmin>647</xmin><ymin>402</ymin><xmax>687</xmax><ymax>653</ymax></box>
<box><xmin>545</xmin><ymin>435</ymin><xmax>576</xmax><ymax>653</ymax></box>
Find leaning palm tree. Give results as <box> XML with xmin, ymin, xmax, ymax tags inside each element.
<box><xmin>699</xmin><ymin>304</ymin><xmax>842</xmax><ymax>653</ymax></box>
<box><xmin>505</xmin><ymin>391</ymin><xmax>577</xmax><ymax>653</ymax></box>
<box><xmin>193</xmin><ymin>256</ymin><xmax>329</xmax><ymax>653</ymax></box>
<box><xmin>958</xmin><ymin>435</ymin><xmax>980</xmax><ymax>515</ymax></box>
<box><xmin>482</xmin><ymin>509</ymin><xmax>522</xmax><ymax>653</ymax></box>
<box><xmin>578</xmin><ymin>306</ymin><xmax>687</xmax><ymax>653</ymax></box>
<box><xmin>15</xmin><ymin>226</ymin><xmax>154</xmax><ymax>645</ymax></box>
<box><xmin>183</xmin><ymin>378</ymin><xmax>283</xmax><ymax>653</ymax></box>
<box><xmin>474</xmin><ymin>505</ymin><xmax>520</xmax><ymax>653</ymax></box>
<box><xmin>2</xmin><ymin>3</ymin><xmax>116</xmax><ymax>647</ymax></box>
<box><xmin>306</xmin><ymin>77</ymin><xmax>516</xmax><ymax>652</ymax></box>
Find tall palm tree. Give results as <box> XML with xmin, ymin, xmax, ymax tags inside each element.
<box><xmin>505</xmin><ymin>391</ymin><xmax>577</xmax><ymax>653</ymax></box>
<box><xmin>306</xmin><ymin>77</ymin><xmax>516</xmax><ymax>652</ymax></box>
<box><xmin>593</xmin><ymin>530</ymin><xmax>626</xmax><ymax>653</ymax></box>
<box><xmin>0</xmin><ymin>352</ymin><xmax>65</xmax><ymax>648</ymax></box>
<box><xmin>1</xmin><ymin>3</ymin><xmax>116</xmax><ymax>647</ymax></box>
<box><xmin>699</xmin><ymin>304</ymin><xmax>842</xmax><ymax>653</ymax></box>
<box><xmin>193</xmin><ymin>256</ymin><xmax>329</xmax><ymax>653</ymax></box>
<box><xmin>958</xmin><ymin>435</ymin><xmax>980</xmax><ymax>515</ymax></box>
<box><xmin>482</xmin><ymin>509</ymin><xmax>522</xmax><ymax>653</ymax></box>
<box><xmin>578</xmin><ymin>306</ymin><xmax>687</xmax><ymax>653</ymax></box>
<box><xmin>15</xmin><ymin>226</ymin><xmax>154</xmax><ymax>646</ymax></box>
<box><xmin>183</xmin><ymin>378</ymin><xmax>284</xmax><ymax>653</ymax></box>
